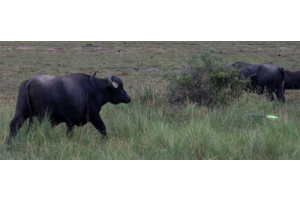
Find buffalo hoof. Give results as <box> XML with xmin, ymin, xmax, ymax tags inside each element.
<box><xmin>6</xmin><ymin>139</ymin><xmax>11</xmax><ymax>146</ymax></box>
<box><xmin>102</xmin><ymin>135</ymin><xmax>107</xmax><ymax>140</ymax></box>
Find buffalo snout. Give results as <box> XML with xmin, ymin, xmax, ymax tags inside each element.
<box><xmin>123</xmin><ymin>93</ymin><xmax>131</xmax><ymax>104</ymax></box>
<box><xmin>125</xmin><ymin>96</ymin><xmax>131</xmax><ymax>103</ymax></box>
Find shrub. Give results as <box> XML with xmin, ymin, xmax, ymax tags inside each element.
<box><xmin>167</xmin><ymin>51</ymin><xmax>244</xmax><ymax>106</ymax></box>
<box><xmin>85</xmin><ymin>42</ymin><xmax>94</xmax><ymax>47</ymax></box>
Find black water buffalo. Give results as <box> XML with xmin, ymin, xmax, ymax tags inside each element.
<box><xmin>6</xmin><ymin>73</ymin><xmax>131</xmax><ymax>145</ymax></box>
<box><xmin>233</xmin><ymin>62</ymin><xmax>285</xmax><ymax>102</ymax></box>
<box><xmin>284</xmin><ymin>70</ymin><xmax>300</xmax><ymax>90</ymax></box>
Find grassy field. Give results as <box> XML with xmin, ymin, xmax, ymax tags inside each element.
<box><xmin>1</xmin><ymin>41</ymin><xmax>300</xmax><ymax>159</ymax></box>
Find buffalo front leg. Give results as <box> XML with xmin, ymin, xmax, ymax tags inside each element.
<box><xmin>266</xmin><ymin>88</ymin><xmax>275</xmax><ymax>101</ymax></box>
<box><xmin>90</xmin><ymin>116</ymin><xmax>107</xmax><ymax>138</ymax></box>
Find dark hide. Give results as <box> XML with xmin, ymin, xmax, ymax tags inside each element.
<box><xmin>7</xmin><ymin>73</ymin><xmax>131</xmax><ymax>145</ymax></box>
<box><xmin>235</xmin><ymin>62</ymin><xmax>285</xmax><ymax>102</ymax></box>
<box><xmin>284</xmin><ymin>70</ymin><xmax>300</xmax><ymax>90</ymax></box>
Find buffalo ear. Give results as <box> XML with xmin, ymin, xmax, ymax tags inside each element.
<box><xmin>105</xmin><ymin>74</ymin><xmax>119</xmax><ymax>89</ymax></box>
<box><xmin>111</xmin><ymin>81</ymin><xmax>119</xmax><ymax>89</ymax></box>
<box><xmin>92</xmin><ymin>71</ymin><xmax>98</xmax><ymax>76</ymax></box>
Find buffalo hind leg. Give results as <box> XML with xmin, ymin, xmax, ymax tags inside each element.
<box><xmin>266</xmin><ymin>87</ymin><xmax>275</xmax><ymax>101</ymax></box>
<box><xmin>275</xmin><ymin>83</ymin><xmax>285</xmax><ymax>102</ymax></box>
<box><xmin>90</xmin><ymin>116</ymin><xmax>107</xmax><ymax>139</ymax></box>
<box><xmin>66</xmin><ymin>122</ymin><xmax>74</xmax><ymax>139</ymax></box>
<box><xmin>7</xmin><ymin>114</ymin><xmax>28</xmax><ymax>145</ymax></box>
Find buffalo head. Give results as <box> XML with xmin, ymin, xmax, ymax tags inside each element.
<box><xmin>105</xmin><ymin>74</ymin><xmax>131</xmax><ymax>104</ymax></box>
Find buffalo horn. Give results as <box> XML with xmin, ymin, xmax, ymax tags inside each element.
<box><xmin>93</xmin><ymin>71</ymin><xmax>98</xmax><ymax>76</ymax></box>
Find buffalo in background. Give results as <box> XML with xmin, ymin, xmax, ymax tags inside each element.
<box><xmin>232</xmin><ymin>62</ymin><xmax>285</xmax><ymax>102</ymax></box>
<box><xmin>7</xmin><ymin>72</ymin><xmax>131</xmax><ymax>145</ymax></box>
<box><xmin>284</xmin><ymin>70</ymin><xmax>300</xmax><ymax>90</ymax></box>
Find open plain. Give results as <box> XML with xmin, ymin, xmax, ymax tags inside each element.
<box><xmin>1</xmin><ymin>41</ymin><xmax>300</xmax><ymax>159</ymax></box>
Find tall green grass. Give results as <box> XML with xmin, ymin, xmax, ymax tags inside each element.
<box><xmin>1</xmin><ymin>87</ymin><xmax>300</xmax><ymax>160</ymax></box>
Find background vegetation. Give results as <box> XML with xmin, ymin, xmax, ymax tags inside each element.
<box><xmin>167</xmin><ymin>51</ymin><xmax>244</xmax><ymax>105</ymax></box>
<box><xmin>1</xmin><ymin>41</ymin><xmax>300</xmax><ymax>159</ymax></box>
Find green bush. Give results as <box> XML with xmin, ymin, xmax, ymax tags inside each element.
<box><xmin>85</xmin><ymin>42</ymin><xmax>94</xmax><ymax>47</ymax></box>
<box><xmin>167</xmin><ymin>51</ymin><xmax>244</xmax><ymax>106</ymax></box>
